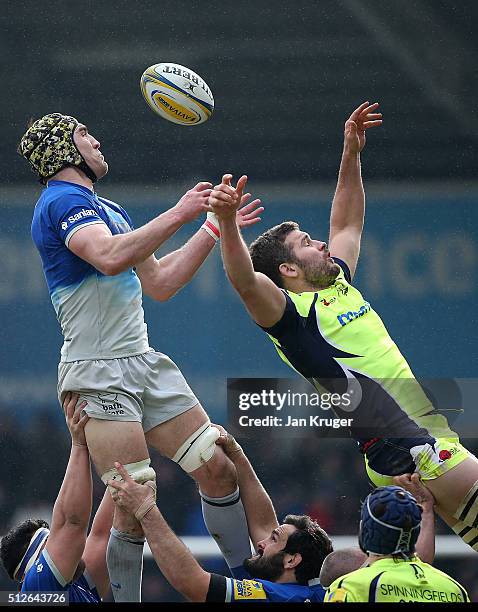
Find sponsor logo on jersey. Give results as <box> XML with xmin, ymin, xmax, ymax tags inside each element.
<box><xmin>336</xmin><ymin>283</ymin><xmax>349</xmax><ymax>296</ymax></box>
<box><xmin>36</xmin><ymin>563</ymin><xmax>43</xmax><ymax>573</ymax></box>
<box><xmin>326</xmin><ymin>587</ymin><xmax>347</xmax><ymax>602</ymax></box>
<box><xmin>438</xmin><ymin>447</ymin><xmax>458</xmax><ymax>462</ymax></box>
<box><xmin>379</xmin><ymin>582</ymin><xmax>465</xmax><ymax>602</ymax></box>
<box><xmin>63</xmin><ymin>209</ymin><xmax>97</xmax><ymax>227</ymax></box>
<box><xmin>439</xmin><ymin>449</ymin><xmax>452</xmax><ymax>461</ymax></box>
<box><xmin>411</xmin><ymin>563</ymin><xmax>426</xmax><ymax>581</ymax></box>
<box><xmin>320</xmin><ymin>297</ymin><xmax>336</xmax><ymax>306</ymax></box>
<box><xmin>233</xmin><ymin>579</ymin><xmax>267</xmax><ymax>600</ymax></box>
<box><xmin>337</xmin><ymin>301</ymin><xmax>371</xmax><ymax>327</ymax></box>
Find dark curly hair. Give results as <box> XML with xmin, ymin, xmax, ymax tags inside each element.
<box><xmin>283</xmin><ymin>514</ymin><xmax>333</xmax><ymax>585</ymax></box>
<box><xmin>0</xmin><ymin>519</ymin><xmax>49</xmax><ymax>580</ymax></box>
<box><xmin>249</xmin><ymin>221</ymin><xmax>300</xmax><ymax>288</ymax></box>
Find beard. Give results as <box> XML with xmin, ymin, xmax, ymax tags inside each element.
<box><xmin>301</xmin><ymin>258</ymin><xmax>340</xmax><ymax>289</ymax></box>
<box><xmin>243</xmin><ymin>551</ymin><xmax>286</xmax><ymax>582</ymax></box>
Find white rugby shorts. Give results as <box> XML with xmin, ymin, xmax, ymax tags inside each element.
<box><xmin>58</xmin><ymin>350</ymin><xmax>199</xmax><ymax>432</ymax></box>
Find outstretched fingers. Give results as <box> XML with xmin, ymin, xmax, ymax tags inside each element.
<box><xmin>114</xmin><ymin>462</ymin><xmax>134</xmax><ymax>484</ymax></box>
<box><xmin>350</xmin><ymin>101</ymin><xmax>371</xmax><ymax>120</ymax></box>
<box><xmin>194</xmin><ymin>181</ymin><xmax>213</xmax><ymax>192</ymax></box>
<box><xmin>235</xmin><ymin>175</ymin><xmax>248</xmax><ymax>199</ymax></box>
<box><xmin>359</xmin><ymin>101</ymin><xmax>380</xmax><ymax>115</ymax></box>
<box><xmin>363</xmin><ymin>119</ymin><xmax>383</xmax><ymax>129</ymax></box>
<box><xmin>239</xmin><ymin>198</ymin><xmax>263</xmax><ymax>215</ymax></box>
<box><xmin>359</xmin><ymin>102</ymin><xmax>382</xmax><ymax>129</ymax></box>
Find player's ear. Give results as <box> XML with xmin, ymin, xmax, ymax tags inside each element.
<box><xmin>284</xmin><ymin>552</ymin><xmax>302</xmax><ymax>569</ymax></box>
<box><xmin>279</xmin><ymin>262</ymin><xmax>299</xmax><ymax>278</ymax></box>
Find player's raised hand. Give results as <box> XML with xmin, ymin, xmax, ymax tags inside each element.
<box><xmin>108</xmin><ymin>462</ymin><xmax>157</xmax><ymax>520</ymax></box>
<box><xmin>236</xmin><ymin>193</ymin><xmax>263</xmax><ymax>229</ymax></box>
<box><xmin>173</xmin><ymin>181</ymin><xmax>213</xmax><ymax>223</ymax></box>
<box><xmin>393</xmin><ymin>473</ymin><xmax>436</xmax><ymax>512</ymax></box>
<box><xmin>209</xmin><ymin>174</ymin><xmax>247</xmax><ymax>220</ymax></box>
<box><xmin>63</xmin><ymin>392</ymin><xmax>89</xmax><ymax>448</ymax></box>
<box><xmin>205</xmin><ymin>177</ymin><xmax>263</xmax><ymax>237</ymax></box>
<box><xmin>344</xmin><ymin>101</ymin><xmax>382</xmax><ymax>154</ymax></box>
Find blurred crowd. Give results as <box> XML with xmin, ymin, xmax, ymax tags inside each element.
<box><xmin>1</xmin><ymin>409</ymin><xmax>478</xmax><ymax>601</ymax></box>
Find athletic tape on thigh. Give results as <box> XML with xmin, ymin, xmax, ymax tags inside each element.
<box><xmin>453</xmin><ymin>480</ymin><xmax>478</xmax><ymax>528</ymax></box>
<box><xmin>452</xmin><ymin>520</ymin><xmax>478</xmax><ymax>551</ymax></box>
<box><xmin>101</xmin><ymin>458</ymin><xmax>156</xmax><ymax>488</ymax></box>
<box><xmin>172</xmin><ymin>423</ymin><xmax>220</xmax><ymax>473</ymax></box>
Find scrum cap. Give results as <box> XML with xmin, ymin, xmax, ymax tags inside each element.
<box><xmin>359</xmin><ymin>486</ymin><xmax>422</xmax><ymax>556</ymax></box>
<box><xmin>18</xmin><ymin>113</ymin><xmax>97</xmax><ymax>184</ymax></box>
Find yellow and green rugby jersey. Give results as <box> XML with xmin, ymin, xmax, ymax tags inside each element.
<box><xmin>325</xmin><ymin>556</ymin><xmax>469</xmax><ymax>603</ymax></box>
<box><xmin>261</xmin><ymin>259</ymin><xmax>456</xmax><ymax>445</ymax></box>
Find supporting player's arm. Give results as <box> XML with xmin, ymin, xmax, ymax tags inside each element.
<box><xmin>214</xmin><ymin>426</ymin><xmax>279</xmax><ymax>549</ymax></box>
<box><xmin>109</xmin><ymin>464</ymin><xmax>211</xmax><ymax>602</ymax></box>
<box><xmin>82</xmin><ymin>490</ymin><xmax>115</xmax><ymax>599</ymax></box>
<box><xmin>210</xmin><ymin>175</ymin><xmax>286</xmax><ymax>328</ymax></box>
<box><xmin>136</xmin><ymin>196</ymin><xmax>263</xmax><ymax>302</ymax></box>
<box><xmin>45</xmin><ymin>393</ymin><xmax>92</xmax><ymax>584</ymax></box>
<box><xmin>393</xmin><ymin>474</ymin><xmax>436</xmax><ymax>564</ymax></box>
<box><xmin>135</xmin><ymin>231</ymin><xmax>217</xmax><ymax>301</ymax></box>
<box><xmin>68</xmin><ymin>182</ymin><xmax>213</xmax><ymax>276</ymax></box>
<box><xmin>328</xmin><ymin>102</ymin><xmax>382</xmax><ymax>279</ymax></box>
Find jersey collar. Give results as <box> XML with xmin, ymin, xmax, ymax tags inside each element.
<box><xmin>371</xmin><ymin>554</ymin><xmax>420</xmax><ymax>568</ymax></box>
<box><xmin>47</xmin><ymin>180</ymin><xmax>94</xmax><ymax>195</ymax></box>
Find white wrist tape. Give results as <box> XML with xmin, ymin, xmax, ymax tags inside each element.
<box><xmin>202</xmin><ymin>211</ymin><xmax>220</xmax><ymax>241</ymax></box>
<box><xmin>135</xmin><ymin>497</ymin><xmax>157</xmax><ymax>522</ymax></box>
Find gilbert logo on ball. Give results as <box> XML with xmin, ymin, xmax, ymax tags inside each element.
<box><xmin>140</xmin><ymin>62</ymin><xmax>214</xmax><ymax>125</ymax></box>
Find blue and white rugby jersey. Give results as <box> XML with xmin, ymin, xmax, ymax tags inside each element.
<box><xmin>207</xmin><ymin>572</ymin><xmax>326</xmax><ymax>603</ymax></box>
<box><xmin>22</xmin><ymin>550</ymin><xmax>100</xmax><ymax>603</ymax></box>
<box><xmin>31</xmin><ymin>180</ymin><xmax>150</xmax><ymax>362</ymax></box>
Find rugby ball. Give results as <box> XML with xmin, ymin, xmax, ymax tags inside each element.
<box><xmin>140</xmin><ymin>62</ymin><xmax>214</xmax><ymax>125</ymax></box>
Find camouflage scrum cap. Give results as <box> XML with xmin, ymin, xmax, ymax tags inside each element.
<box><xmin>18</xmin><ymin>113</ymin><xmax>97</xmax><ymax>184</ymax></box>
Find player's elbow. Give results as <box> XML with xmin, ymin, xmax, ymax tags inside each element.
<box><xmin>65</xmin><ymin>513</ymin><xmax>90</xmax><ymax>530</ymax></box>
<box><xmin>99</xmin><ymin>263</ymin><xmax>118</xmax><ymax>276</ymax></box>
<box><xmin>100</xmin><ymin>257</ymin><xmax>128</xmax><ymax>276</ymax></box>
<box><xmin>235</xmin><ymin>281</ymin><xmax>260</xmax><ymax>303</ymax></box>
<box><xmin>155</xmin><ymin>286</ymin><xmax>178</xmax><ymax>302</ymax></box>
<box><xmin>76</xmin><ymin>236</ymin><xmax>129</xmax><ymax>276</ymax></box>
<box><xmin>53</xmin><ymin>518</ymin><xmax>88</xmax><ymax>551</ymax></box>
<box><xmin>144</xmin><ymin>270</ymin><xmax>181</xmax><ymax>302</ymax></box>
<box><xmin>144</xmin><ymin>284</ymin><xmax>176</xmax><ymax>302</ymax></box>
<box><xmin>226</xmin><ymin>271</ymin><xmax>251</xmax><ymax>296</ymax></box>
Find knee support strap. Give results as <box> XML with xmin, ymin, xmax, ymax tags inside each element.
<box><xmin>453</xmin><ymin>480</ymin><xmax>478</xmax><ymax>528</ymax></box>
<box><xmin>172</xmin><ymin>423</ymin><xmax>220</xmax><ymax>473</ymax></box>
<box><xmin>101</xmin><ymin>458</ymin><xmax>157</xmax><ymax>494</ymax></box>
